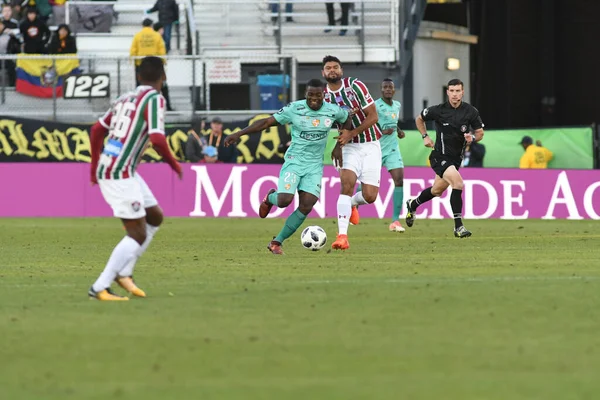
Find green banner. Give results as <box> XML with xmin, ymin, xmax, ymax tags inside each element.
<box><xmin>322</xmin><ymin>127</ymin><xmax>594</xmax><ymax>169</ymax></box>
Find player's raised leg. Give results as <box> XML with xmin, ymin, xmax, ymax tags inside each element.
<box><xmin>406</xmin><ymin>175</ymin><xmax>448</xmax><ymax>228</ymax></box>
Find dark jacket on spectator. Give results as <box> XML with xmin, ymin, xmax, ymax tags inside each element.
<box><xmin>0</xmin><ymin>24</ymin><xmax>20</xmax><ymax>54</ymax></box>
<box><xmin>185</xmin><ymin>131</ymin><xmax>205</xmax><ymax>162</ymax></box>
<box><xmin>19</xmin><ymin>16</ymin><xmax>49</xmax><ymax>53</ymax></box>
<box><xmin>147</xmin><ymin>0</ymin><xmax>179</xmax><ymax>24</ymax></box>
<box><xmin>47</xmin><ymin>23</ymin><xmax>76</xmax><ymax>53</ymax></box>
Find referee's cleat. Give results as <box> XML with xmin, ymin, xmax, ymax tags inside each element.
<box><xmin>267</xmin><ymin>238</ymin><xmax>284</xmax><ymax>255</ymax></box>
<box><xmin>88</xmin><ymin>287</ymin><xmax>129</xmax><ymax>301</ymax></box>
<box><xmin>115</xmin><ymin>276</ymin><xmax>146</xmax><ymax>298</ymax></box>
<box><xmin>405</xmin><ymin>199</ymin><xmax>416</xmax><ymax>228</ymax></box>
<box><xmin>259</xmin><ymin>189</ymin><xmax>277</xmax><ymax>218</ymax></box>
<box><xmin>454</xmin><ymin>226</ymin><xmax>472</xmax><ymax>238</ymax></box>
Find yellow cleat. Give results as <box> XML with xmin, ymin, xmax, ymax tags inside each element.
<box><xmin>115</xmin><ymin>276</ymin><xmax>147</xmax><ymax>298</ymax></box>
<box><xmin>88</xmin><ymin>287</ymin><xmax>129</xmax><ymax>301</ymax></box>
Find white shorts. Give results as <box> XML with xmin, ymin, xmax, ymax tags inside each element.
<box><xmin>341</xmin><ymin>140</ymin><xmax>382</xmax><ymax>187</ymax></box>
<box><xmin>98</xmin><ymin>174</ymin><xmax>158</xmax><ymax>219</ymax></box>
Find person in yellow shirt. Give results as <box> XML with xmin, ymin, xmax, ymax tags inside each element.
<box><xmin>130</xmin><ymin>18</ymin><xmax>173</xmax><ymax>110</ymax></box>
<box><xmin>519</xmin><ymin>135</ymin><xmax>553</xmax><ymax>169</ymax></box>
<box><xmin>130</xmin><ymin>18</ymin><xmax>166</xmax><ymax>79</ymax></box>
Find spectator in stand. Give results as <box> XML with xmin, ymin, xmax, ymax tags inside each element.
<box><xmin>146</xmin><ymin>0</ymin><xmax>179</xmax><ymax>53</ymax></box>
<box><xmin>270</xmin><ymin>1</ymin><xmax>294</xmax><ymax>23</ymax></box>
<box><xmin>130</xmin><ymin>19</ymin><xmax>174</xmax><ymax>109</ymax></box>
<box><xmin>46</xmin><ymin>23</ymin><xmax>76</xmax><ymax>53</ymax></box>
<box><xmin>0</xmin><ymin>19</ymin><xmax>21</xmax><ymax>85</ymax></box>
<box><xmin>206</xmin><ymin>117</ymin><xmax>238</xmax><ymax>163</ymax></box>
<box><xmin>33</xmin><ymin>0</ymin><xmax>51</xmax><ymax>23</ymax></box>
<box><xmin>1</xmin><ymin>4</ymin><xmax>19</xmax><ymax>30</ymax></box>
<box><xmin>325</xmin><ymin>2</ymin><xmax>351</xmax><ymax>36</ymax></box>
<box><xmin>519</xmin><ymin>136</ymin><xmax>554</xmax><ymax>169</ymax></box>
<box><xmin>185</xmin><ymin>117</ymin><xmax>208</xmax><ymax>162</ymax></box>
<box><xmin>462</xmin><ymin>141</ymin><xmax>486</xmax><ymax>168</ymax></box>
<box><xmin>19</xmin><ymin>7</ymin><xmax>49</xmax><ymax>53</ymax></box>
<box><xmin>152</xmin><ymin>21</ymin><xmax>174</xmax><ymax>111</ymax></box>
<box><xmin>49</xmin><ymin>0</ymin><xmax>66</xmax><ymax>25</ymax></box>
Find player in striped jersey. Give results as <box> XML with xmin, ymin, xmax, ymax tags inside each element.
<box><xmin>322</xmin><ymin>55</ymin><xmax>381</xmax><ymax>250</ymax></box>
<box><xmin>88</xmin><ymin>56</ymin><xmax>182</xmax><ymax>301</ymax></box>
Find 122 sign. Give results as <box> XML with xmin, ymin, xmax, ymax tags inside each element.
<box><xmin>64</xmin><ymin>74</ymin><xmax>110</xmax><ymax>99</ymax></box>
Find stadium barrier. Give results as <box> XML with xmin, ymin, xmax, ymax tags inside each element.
<box><xmin>0</xmin><ymin>163</ymin><xmax>599</xmax><ymax>219</ymax></box>
<box><xmin>0</xmin><ymin>115</ymin><xmax>594</xmax><ymax>169</ymax></box>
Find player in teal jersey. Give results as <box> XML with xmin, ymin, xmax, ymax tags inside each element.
<box><xmin>374</xmin><ymin>79</ymin><xmax>406</xmax><ymax>231</ymax></box>
<box><xmin>354</xmin><ymin>79</ymin><xmax>406</xmax><ymax>231</ymax></box>
<box><xmin>225</xmin><ymin>79</ymin><xmax>350</xmax><ymax>254</ymax></box>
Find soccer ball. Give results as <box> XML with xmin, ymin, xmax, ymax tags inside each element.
<box><xmin>300</xmin><ymin>226</ymin><xmax>327</xmax><ymax>251</ymax></box>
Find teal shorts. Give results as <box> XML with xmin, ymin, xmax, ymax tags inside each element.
<box><xmin>381</xmin><ymin>144</ymin><xmax>404</xmax><ymax>171</ymax></box>
<box><xmin>278</xmin><ymin>162</ymin><xmax>323</xmax><ymax>197</ymax></box>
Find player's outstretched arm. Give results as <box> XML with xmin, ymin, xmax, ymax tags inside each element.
<box><xmin>150</xmin><ymin>133</ymin><xmax>182</xmax><ymax>179</ymax></box>
<box><xmin>224</xmin><ymin>116</ymin><xmax>278</xmax><ymax>147</ymax></box>
<box><xmin>473</xmin><ymin>128</ymin><xmax>484</xmax><ymax>142</ymax></box>
<box><xmin>89</xmin><ymin>122</ymin><xmax>108</xmax><ymax>184</ymax></box>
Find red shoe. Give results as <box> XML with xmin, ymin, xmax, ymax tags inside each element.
<box><xmin>349</xmin><ymin>206</ymin><xmax>360</xmax><ymax>225</ymax></box>
<box><xmin>267</xmin><ymin>239</ymin><xmax>284</xmax><ymax>255</ymax></box>
<box><xmin>331</xmin><ymin>234</ymin><xmax>350</xmax><ymax>250</ymax></box>
<box><xmin>259</xmin><ymin>189</ymin><xmax>276</xmax><ymax>218</ymax></box>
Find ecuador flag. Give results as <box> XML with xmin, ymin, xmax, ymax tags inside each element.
<box><xmin>16</xmin><ymin>55</ymin><xmax>82</xmax><ymax>98</ymax></box>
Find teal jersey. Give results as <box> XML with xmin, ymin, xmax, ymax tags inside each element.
<box><xmin>273</xmin><ymin>100</ymin><xmax>349</xmax><ymax>165</ymax></box>
<box><xmin>376</xmin><ymin>98</ymin><xmax>401</xmax><ymax>153</ymax></box>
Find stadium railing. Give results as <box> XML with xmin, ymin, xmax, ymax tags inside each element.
<box><xmin>0</xmin><ymin>53</ymin><xmax>296</xmax><ymax>123</ymax></box>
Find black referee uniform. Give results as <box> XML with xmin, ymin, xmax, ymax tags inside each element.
<box><xmin>421</xmin><ymin>101</ymin><xmax>484</xmax><ymax>178</ymax></box>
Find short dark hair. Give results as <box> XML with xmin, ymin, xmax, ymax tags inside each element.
<box><xmin>382</xmin><ymin>78</ymin><xmax>394</xmax><ymax>84</ymax></box>
<box><xmin>142</xmin><ymin>18</ymin><xmax>153</xmax><ymax>27</ymax></box>
<box><xmin>447</xmin><ymin>78</ymin><xmax>463</xmax><ymax>87</ymax></box>
<box><xmin>306</xmin><ymin>78</ymin><xmax>325</xmax><ymax>89</ymax></box>
<box><xmin>26</xmin><ymin>6</ymin><xmax>37</xmax><ymax>14</ymax></box>
<box><xmin>138</xmin><ymin>56</ymin><xmax>165</xmax><ymax>83</ymax></box>
<box><xmin>322</xmin><ymin>55</ymin><xmax>342</xmax><ymax>69</ymax></box>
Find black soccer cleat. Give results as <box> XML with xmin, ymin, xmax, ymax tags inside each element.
<box><xmin>454</xmin><ymin>226</ymin><xmax>472</xmax><ymax>238</ymax></box>
<box><xmin>405</xmin><ymin>199</ymin><xmax>416</xmax><ymax>228</ymax></box>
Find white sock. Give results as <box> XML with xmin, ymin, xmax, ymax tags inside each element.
<box><xmin>337</xmin><ymin>194</ymin><xmax>352</xmax><ymax>235</ymax></box>
<box><xmin>92</xmin><ymin>236</ymin><xmax>141</xmax><ymax>292</ymax></box>
<box><xmin>351</xmin><ymin>191</ymin><xmax>369</xmax><ymax>207</ymax></box>
<box><xmin>118</xmin><ymin>224</ymin><xmax>159</xmax><ymax>277</ymax></box>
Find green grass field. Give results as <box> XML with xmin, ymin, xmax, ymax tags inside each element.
<box><xmin>1</xmin><ymin>218</ymin><xmax>600</xmax><ymax>400</ymax></box>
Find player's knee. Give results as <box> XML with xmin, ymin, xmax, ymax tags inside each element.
<box><xmin>394</xmin><ymin>179</ymin><xmax>404</xmax><ymax>187</ymax></box>
<box><xmin>278</xmin><ymin>194</ymin><xmax>294</xmax><ymax>207</ymax></box>
<box><xmin>431</xmin><ymin>187</ymin><xmax>444</xmax><ymax>197</ymax></box>
<box><xmin>298</xmin><ymin>203</ymin><xmax>313</xmax><ymax>215</ymax></box>
<box><xmin>146</xmin><ymin>209</ymin><xmax>163</xmax><ymax>227</ymax></box>
<box><xmin>363</xmin><ymin>192</ymin><xmax>378</xmax><ymax>204</ymax></box>
<box><xmin>452</xmin><ymin>181</ymin><xmax>464</xmax><ymax>191</ymax></box>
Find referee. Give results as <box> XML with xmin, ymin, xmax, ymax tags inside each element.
<box><xmin>405</xmin><ymin>78</ymin><xmax>485</xmax><ymax>238</ymax></box>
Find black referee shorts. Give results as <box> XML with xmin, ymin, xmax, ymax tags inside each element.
<box><xmin>429</xmin><ymin>151</ymin><xmax>461</xmax><ymax>178</ymax></box>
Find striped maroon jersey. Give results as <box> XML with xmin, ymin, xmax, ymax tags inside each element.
<box><xmin>96</xmin><ymin>86</ymin><xmax>165</xmax><ymax>180</ymax></box>
<box><xmin>324</xmin><ymin>77</ymin><xmax>381</xmax><ymax>143</ymax></box>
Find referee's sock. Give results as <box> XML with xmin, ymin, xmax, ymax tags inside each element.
<box><xmin>450</xmin><ymin>189</ymin><xmax>464</xmax><ymax>228</ymax></box>
<box><xmin>412</xmin><ymin>187</ymin><xmax>434</xmax><ymax>210</ymax></box>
